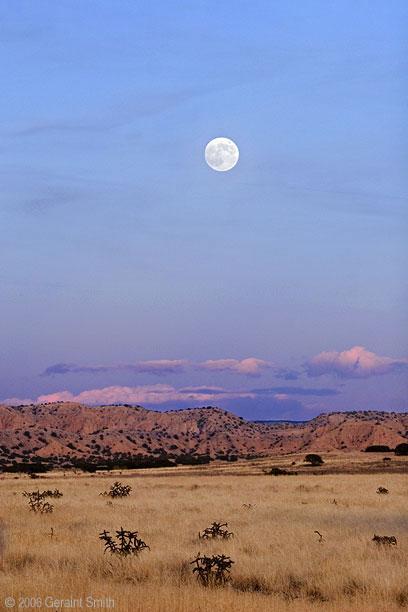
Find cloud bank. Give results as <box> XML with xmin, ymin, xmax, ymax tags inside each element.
<box><xmin>8</xmin><ymin>346</ymin><xmax>406</xmax><ymax>411</ymax></box>
<box><xmin>36</xmin><ymin>385</ymin><xmax>255</xmax><ymax>406</ymax></box>
<box><xmin>3</xmin><ymin>383</ymin><xmax>340</xmax><ymax>408</ymax></box>
<box><xmin>306</xmin><ymin>346</ymin><xmax>408</xmax><ymax>378</ymax></box>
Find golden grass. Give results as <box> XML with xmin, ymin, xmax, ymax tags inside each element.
<box><xmin>1</xmin><ymin>458</ymin><xmax>407</xmax><ymax>611</ymax></box>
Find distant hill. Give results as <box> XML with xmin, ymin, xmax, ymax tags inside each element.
<box><xmin>253</xmin><ymin>419</ymin><xmax>307</xmax><ymax>424</ymax></box>
<box><xmin>0</xmin><ymin>402</ymin><xmax>407</xmax><ymax>468</ymax></box>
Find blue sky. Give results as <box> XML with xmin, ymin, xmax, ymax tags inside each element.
<box><xmin>1</xmin><ymin>1</ymin><xmax>407</xmax><ymax>419</ymax></box>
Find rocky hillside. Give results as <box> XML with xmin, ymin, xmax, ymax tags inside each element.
<box><xmin>0</xmin><ymin>402</ymin><xmax>407</xmax><ymax>467</ymax></box>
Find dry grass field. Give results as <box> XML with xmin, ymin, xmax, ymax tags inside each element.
<box><xmin>1</xmin><ymin>454</ymin><xmax>407</xmax><ymax>612</ymax></box>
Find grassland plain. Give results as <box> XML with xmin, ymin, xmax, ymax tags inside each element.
<box><xmin>1</xmin><ymin>454</ymin><xmax>407</xmax><ymax>612</ymax></box>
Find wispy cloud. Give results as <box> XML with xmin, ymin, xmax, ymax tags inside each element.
<box><xmin>197</xmin><ymin>358</ymin><xmax>275</xmax><ymax>376</ymax></box>
<box><xmin>250</xmin><ymin>386</ymin><xmax>340</xmax><ymax>397</ymax></box>
<box><xmin>274</xmin><ymin>368</ymin><xmax>302</xmax><ymax>381</ymax></box>
<box><xmin>1</xmin><ymin>90</ymin><xmax>199</xmax><ymax>138</ymax></box>
<box><xmin>305</xmin><ymin>346</ymin><xmax>408</xmax><ymax>379</ymax></box>
<box><xmin>41</xmin><ymin>357</ymin><xmax>275</xmax><ymax>377</ymax></box>
<box><xmin>2</xmin><ymin>83</ymin><xmax>237</xmax><ymax>139</ymax></box>
<box><xmin>24</xmin><ymin>188</ymin><xmax>79</xmax><ymax>212</ymax></box>
<box><xmin>41</xmin><ymin>360</ymin><xmax>188</xmax><ymax>377</ymax></box>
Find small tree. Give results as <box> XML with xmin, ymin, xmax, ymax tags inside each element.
<box><xmin>365</xmin><ymin>445</ymin><xmax>391</xmax><ymax>453</ymax></box>
<box><xmin>304</xmin><ymin>454</ymin><xmax>324</xmax><ymax>466</ymax></box>
<box><xmin>395</xmin><ymin>443</ymin><xmax>408</xmax><ymax>456</ymax></box>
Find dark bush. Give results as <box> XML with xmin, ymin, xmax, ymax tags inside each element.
<box><xmin>263</xmin><ymin>466</ymin><xmax>295</xmax><ymax>476</ymax></box>
<box><xmin>304</xmin><ymin>454</ymin><xmax>324</xmax><ymax>466</ymax></box>
<box><xmin>395</xmin><ymin>443</ymin><xmax>408</xmax><ymax>456</ymax></box>
<box><xmin>365</xmin><ymin>445</ymin><xmax>391</xmax><ymax>453</ymax></box>
<box><xmin>99</xmin><ymin>527</ymin><xmax>150</xmax><ymax>556</ymax></box>
<box><xmin>190</xmin><ymin>553</ymin><xmax>234</xmax><ymax>586</ymax></box>
<box><xmin>22</xmin><ymin>491</ymin><xmax>57</xmax><ymax>513</ymax></box>
<box><xmin>101</xmin><ymin>481</ymin><xmax>132</xmax><ymax>498</ymax></box>
<box><xmin>199</xmin><ymin>522</ymin><xmax>234</xmax><ymax>540</ymax></box>
<box><xmin>76</xmin><ymin>462</ymin><xmax>98</xmax><ymax>473</ymax></box>
<box><xmin>175</xmin><ymin>455</ymin><xmax>211</xmax><ymax>466</ymax></box>
<box><xmin>3</xmin><ymin>462</ymin><xmax>51</xmax><ymax>474</ymax></box>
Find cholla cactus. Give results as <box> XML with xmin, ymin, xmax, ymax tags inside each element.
<box><xmin>23</xmin><ymin>489</ymin><xmax>62</xmax><ymax>500</ymax></box>
<box><xmin>100</xmin><ymin>482</ymin><xmax>132</xmax><ymax>498</ymax></box>
<box><xmin>99</xmin><ymin>527</ymin><xmax>149</xmax><ymax>556</ymax></box>
<box><xmin>190</xmin><ymin>552</ymin><xmax>234</xmax><ymax>586</ymax></box>
<box><xmin>43</xmin><ymin>489</ymin><xmax>63</xmax><ymax>499</ymax></box>
<box><xmin>23</xmin><ymin>491</ymin><xmax>54</xmax><ymax>513</ymax></box>
<box><xmin>198</xmin><ymin>522</ymin><xmax>234</xmax><ymax>540</ymax></box>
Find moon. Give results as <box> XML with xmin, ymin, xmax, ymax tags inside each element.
<box><xmin>205</xmin><ymin>137</ymin><xmax>239</xmax><ymax>172</ymax></box>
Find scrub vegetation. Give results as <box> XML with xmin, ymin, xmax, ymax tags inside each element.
<box><xmin>0</xmin><ymin>454</ymin><xmax>407</xmax><ymax>612</ymax></box>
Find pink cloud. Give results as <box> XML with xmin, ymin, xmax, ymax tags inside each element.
<box><xmin>2</xmin><ymin>397</ymin><xmax>34</xmax><ymax>406</ymax></box>
<box><xmin>306</xmin><ymin>346</ymin><xmax>408</xmax><ymax>378</ymax></box>
<box><xmin>198</xmin><ymin>358</ymin><xmax>274</xmax><ymax>376</ymax></box>
<box><xmin>36</xmin><ymin>384</ymin><xmax>255</xmax><ymax>406</ymax></box>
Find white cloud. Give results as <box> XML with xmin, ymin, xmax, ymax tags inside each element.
<box><xmin>35</xmin><ymin>384</ymin><xmax>255</xmax><ymax>406</ymax></box>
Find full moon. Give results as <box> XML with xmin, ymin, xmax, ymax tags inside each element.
<box><xmin>205</xmin><ymin>137</ymin><xmax>239</xmax><ymax>172</ymax></box>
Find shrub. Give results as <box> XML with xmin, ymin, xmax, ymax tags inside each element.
<box><xmin>365</xmin><ymin>445</ymin><xmax>391</xmax><ymax>452</ymax></box>
<box><xmin>198</xmin><ymin>522</ymin><xmax>234</xmax><ymax>540</ymax></box>
<box><xmin>43</xmin><ymin>489</ymin><xmax>63</xmax><ymax>498</ymax></box>
<box><xmin>263</xmin><ymin>466</ymin><xmax>295</xmax><ymax>476</ymax></box>
<box><xmin>376</xmin><ymin>487</ymin><xmax>389</xmax><ymax>494</ymax></box>
<box><xmin>304</xmin><ymin>454</ymin><xmax>324</xmax><ymax>466</ymax></box>
<box><xmin>23</xmin><ymin>489</ymin><xmax>62</xmax><ymax>500</ymax></box>
<box><xmin>395</xmin><ymin>443</ymin><xmax>408</xmax><ymax>456</ymax></box>
<box><xmin>23</xmin><ymin>491</ymin><xmax>55</xmax><ymax>513</ymax></box>
<box><xmin>99</xmin><ymin>527</ymin><xmax>150</xmax><ymax>557</ymax></box>
<box><xmin>100</xmin><ymin>482</ymin><xmax>132</xmax><ymax>498</ymax></box>
<box><xmin>5</xmin><ymin>462</ymin><xmax>51</xmax><ymax>474</ymax></box>
<box><xmin>175</xmin><ymin>455</ymin><xmax>211</xmax><ymax>466</ymax></box>
<box><xmin>77</xmin><ymin>462</ymin><xmax>98</xmax><ymax>473</ymax></box>
<box><xmin>24</xmin><ymin>488</ymin><xmax>63</xmax><ymax>500</ymax></box>
<box><xmin>31</xmin><ymin>500</ymin><xmax>53</xmax><ymax>513</ymax></box>
<box><xmin>190</xmin><ymin>553</ymin><xmax>234</xmax><ymax>586</ymax></box>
